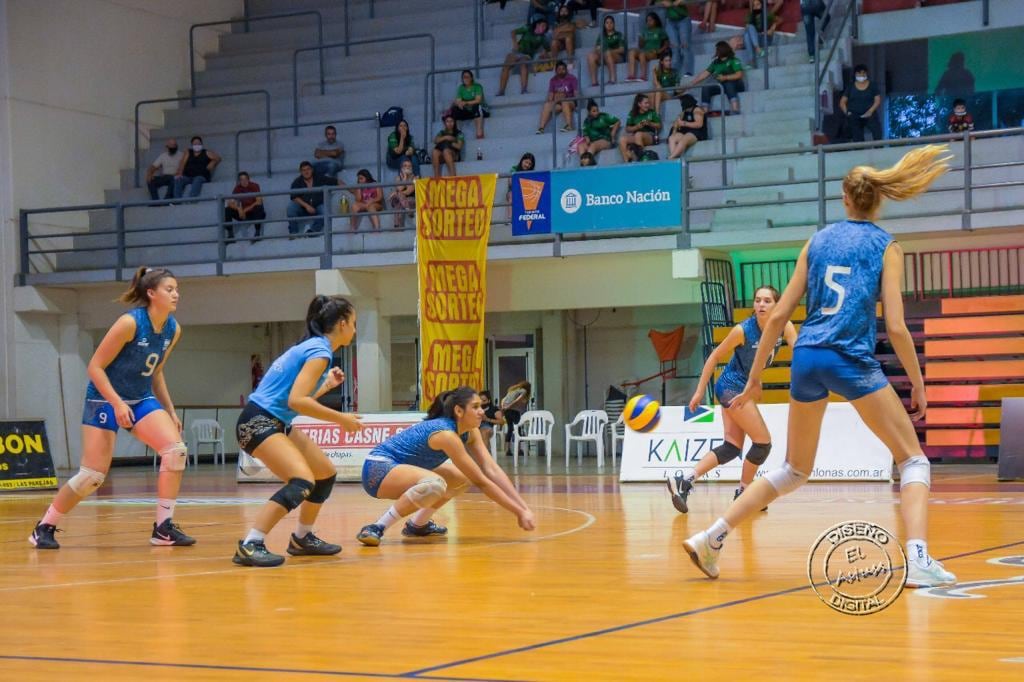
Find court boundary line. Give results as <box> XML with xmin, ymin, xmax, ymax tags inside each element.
<box><xmin>402</xmin><ymin>538</ymin><xmax>1024</xmax><ymax>677</ymax></box>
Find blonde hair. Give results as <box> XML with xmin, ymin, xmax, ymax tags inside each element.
<box><xmin>842</xmin><ymin>144</ymin><xmax>952</xmax><ymax>219</ymax></box>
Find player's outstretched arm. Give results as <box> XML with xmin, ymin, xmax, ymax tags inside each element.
<box><xmin>689</xmin><ymin>324</ymin><xmax>745</xmax><ymax>411</ymax></box>
<box><xmin>435</xmin><ymin>432</ymin><xmax>534</xmax><ymax>529</ymax></box>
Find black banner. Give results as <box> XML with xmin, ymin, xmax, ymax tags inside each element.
<box><xmin>0</xmin><ymin>420</ymin><xmax>57</xmax><ymax>491</ymax></box>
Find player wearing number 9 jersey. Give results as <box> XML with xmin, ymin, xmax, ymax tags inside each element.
<box><xmin>30</xmin><ymin>267</ymin><xmax>194</xmax><ymax>550</ymax></box>
<box><xmin>684</xmin><ymin>145</ymin><xmax>958</xmax><ymax>589</ymax></box>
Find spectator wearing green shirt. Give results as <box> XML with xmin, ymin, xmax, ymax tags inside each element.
<box><xmin>451</xmin><ymin>70</ymin><xmax>487</xmax><ymax>140</ymax></box>
<box><xmin>506</xmin><ymin>152</ymin><xmax>536</xmax><ymax>220</ymax></box>
<box><xmin>432</xmin><ymin>114</ymin><xmax>464</xmax><ymax>177</ymax></box>
<box><xmin>386</xmin><ymin>119</ymin><xmax>420</xmax><ymax>176</ymax></box>
<box><xmin>628</xmin><ymin>12</ymin><xmax>669</xmax><ymax>82</ymax></box>
<box><xmin>652</xmin><ymin>53</ymin><xmax>682</xmax><ymax>115</ymax></box>
<box><xmin>578</xmin><ymin>99</ymin><xmax>620</xmax><ymax>159</ymax></box>
<box><xmin>651</xmin><ymin>0</ymin><xmax>694</xmax><ymax>77</ymax></box>
<box><xmin>681</xmin><ymin>41</ymin><xmax>746</xmax><ymax>115</ymax></box>
<box><xmin>619</xmin><ymin>93</ymin><xmax>662</xmax><ymax>162</ymax></box>
<box><xmin>587</xmin><ymin>15</ymin><xmax>625</xmax><ymax>87</ymax></box>
<box><xmin>497</xmin><ymin>18</ymin><xmax>551</xmax><ymax>96</ymax></box>
<box><xmin>743</xmin><ymin>0</ymin><xmax>780</xmax><ymax>67</ymax></box>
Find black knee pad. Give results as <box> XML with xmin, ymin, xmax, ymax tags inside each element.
<box><xmin>270</xmin><ymin>478</ymin><xmax>314</xmax><ymax>511</ymax></box>
<box><xmin>745</xmin><ymin>442</ymin><xmax>772</xmax><ymax>466</ymax></box>
<box><xmin>713</xmin><ymin>441</ymin><xmax>742</xmax><ymax>465</ymax></box>
<box><xmin>307</xmin><ymin>474</ymin><xmax>337</xmax><ymax>504</ymax></box>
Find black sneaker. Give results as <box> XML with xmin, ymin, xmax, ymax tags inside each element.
<box><xmin>667</xmin><ymin>472</ymin><xmax>693</xmax><ymax>514</ymax></box>
<box><xmin>734</xmin><ymin>486</ymin><xmax>768</xmax><ymax>512</ymax></box>
<box><xmin>356</xmin><ymin>523</ymin><xmax>385</xmax><ymax>547</ymax></box>
<box><xmin>29</xmin><ymin>522</ymin><xmax>60</xmax><ymax>549</ymax></box>
<box><xmin>150</xmin><ymin>518</ymin><xmax>197</xmax><ymax>546</ymax></box>
<box><xmin>287</xmin><ymin>531</ymin><xmax>342</xmax><ymax>556</ymax></box>
<box><xmin>401</xmin><ymin>520</ymin><xmax>448</xmax><ymax>537</ymax></box>
<box><xmin>232</xmin><ymin>539</ymin><xmax>285</xmax><ymax>567</ymax></box>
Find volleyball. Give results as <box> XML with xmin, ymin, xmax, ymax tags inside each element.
<box><xmin>623</xmin><ymin>394</ymin><xmax>661</xmax><ymax>432</ymax></box>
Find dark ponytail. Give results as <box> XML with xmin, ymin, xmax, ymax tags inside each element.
<box><xmin>117</xmin><ymin>266</ymin><xmax>175</xmax><ymax>306</ymax></box>
<box><xmin>303</xmin><ymin>295</ymin><xmax>355</xmax><ymax>339</ymax></box>
<box><xmin>425</xmin><ymin>386</ymin><xmax>478</xmax><ymax>420</ymax></box>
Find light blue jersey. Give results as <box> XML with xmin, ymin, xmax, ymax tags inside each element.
<box><xmin>796</xmin><ymin>219</ymin><xmax>892</xmax><ymax>360</ymax></box>
<box><xmin>85</xmin><ymin>307</ymin><xmax>177</xmax><ymax>402</ymax></box>
<box><xmin>368</xmin><ymin>417</ymin><xmax>468</xmax><ymax>471</ymax></box>
<box><xmin>720</xmin><ymin>316</ymin><xmax>781</xmax><ymax>386</ymax></box>
<box><xmin>249</xmin><ymin>336</ymin><xmax>333</xmax><ymax>425</ymax></box>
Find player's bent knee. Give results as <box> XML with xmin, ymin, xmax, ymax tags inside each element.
<box><xmin>713</xmin><ymin>441</ymin><xmax>742</xmax><ymax>465</ymax></box>
<box><xmin>745</xmin><ymin>442</ymin><xmax>772</xmax><ymax>466</ymax></box>
<box><xmin>898</xmin><ymin>454</ymin><xmax>930</xmax><ymax>490</ymax></box>
<box><xmin>763</xmin><ymin>463</ymin><xmax>808</xmax><ymax>496</ymax></box>
<box><xmin>307</xmin><ymin>474</ymin><xmax>337</xmax><ymax>504</ymax></box>
<box><xmin>67</xmin><ymin>467</ymin><xmax>105</xmax><ymax>496</ymax></box>
<box><xmin>270</xmin><ymin>478</ymin><xmax>314</xmax><ymax>512</ymax></box>
<box><xmin>158</xmin><ymin>442</ymin><xmax>188</xmax><ymax>472</ymax></box>
<box><xmin>407</xmin><ymin>476</ymin><xmax>447</xmax><ymax>508</ymax></box>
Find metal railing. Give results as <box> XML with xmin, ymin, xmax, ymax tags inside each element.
<box><xmin>293</xmin><ymin>33</ymin><xmax>435</xmax><ymax>134</ymax></box>
<box><xmin>814</xmin><ymin>0</ymin><xmax>857</xmax><ymax>131</ymax></box>
<box><xmin>189</xmin><ymin>11</ymin><xmax>324</xmax><ymax>107</ymax></box>
<box><xmin>134</xmin><ymin>90</ymin><xmax>271</xmax><ymax>189</ymax></box>
<box><xmin>916</xmin><ymin>245</ymin><xmax>1023</xmax><ymax>299</ymax></box>
<box><xmin>233</xmin><ymin>114</ymin><xmax>382</xmax><ymax>181</ymax></box>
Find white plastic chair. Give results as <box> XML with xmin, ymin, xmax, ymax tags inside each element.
<box><xmin>512</xmin><ymin>410</ymin><xmax>555</xmax><ymax>471</ymax></box>
<box><xmin>190</xmin><ymin>419</ymin><xmax>225</xmax><ymax>466</ymax></box>
<box><xmin>564</xmin><ymin>410</ymin><xmax>609</xmax><ymax>468</ymax></box>
<box><xmin>610</xmin><ymin>413</ymin><xmax>625</xmax><ymax>469</ymax></box>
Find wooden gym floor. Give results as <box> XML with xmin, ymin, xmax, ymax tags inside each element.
<box><xmin>0</xmin><ymin>462</ymin><xmax>1021</xmax><ymax>681</ymax></box>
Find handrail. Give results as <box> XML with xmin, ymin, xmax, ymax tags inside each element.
<box><xmin>133</xmin><ymin>90</ymin><xmax>271</xmax><ymax>189</ymax></box>
<box><xmin>293</xmin><ymin>33</ymin><xmax>436</xmax><ymax>135</ymax></box>
<box><xmin>189</xmin><ymin>11</ymin><xmax>324</xmax><ymax>107</ymax></box>
<box><xmin>814</xmin><ymin>0</ymin><xmax>856</xmax><ymax>131</ymax></box>
<box><xmin>233</xmin><ymin>114</ymin><xmax>382</xmax><ymax>183</ymax></box>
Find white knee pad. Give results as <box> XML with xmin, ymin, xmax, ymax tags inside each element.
<box><xmin>763</xmin><ymin>463</ymin><xmax>809</xmax><ymax>497</ymax></box>
<box><xmin>899</xmin><ymin>455</ymin><xmax>931</xmax><ymax>489</ymax></box>
<box><xmin>159</xmin><ymin>442</ymin><xmax>188</xmax><ymax>472</ymax></box>
<box><xmin>407</xmin><ymin>476</ymin><xmax>447</xmax><ymax>508</ymax></box>
<box><xmin>68</xmin><ymin>467</ymin><xmax>105</xmax><ymax>496</ymax></box>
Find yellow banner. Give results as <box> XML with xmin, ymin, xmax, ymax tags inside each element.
<box><xmin>415</xmin><ymin>174</ymin><xmax>496</xmax><ymax>410</ymax></box>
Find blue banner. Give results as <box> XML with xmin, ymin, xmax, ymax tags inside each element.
<box><xmin>550</xmin><ymin>161</ymin><xmax>681</xmax><ymax>233</ymax></box>
<box><xmin>510</xmin><ymin>171</ymin><xmax>552</xmax><ymax>236</ymax></box>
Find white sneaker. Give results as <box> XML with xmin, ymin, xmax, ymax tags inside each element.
<box><xmin>683</xmin><ymin>530</ymin><xmax>720</xmax><ymax>579</ymax></box>
<box><xmin>906</xmin><ymin>557</ymin><xmax>956</xmax><ymax>588</ymax></box>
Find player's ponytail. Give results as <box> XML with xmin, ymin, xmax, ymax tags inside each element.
<box><xmin>425</xmin><ymin>386</ymin><xmax>478</xmax><ymax>421</ymax></box>
<box><xmin>843</xmin><ymin>144</ymin><xmax>951</xmax><ymax>219</ymax></box>
<box><xmin>303</xmin><ymin>295</ymin><xmax>355</xmax><ymax>339</ymax></box>
<box><xmin>117</xmin><ymin>266</ymin><xmax>175</xmax><ymax>306</ymax></box>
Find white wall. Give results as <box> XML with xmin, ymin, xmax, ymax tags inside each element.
<box><xmin>860</xmin><ymin>0</ymin><xmax>1024</xmax><ymax>44</ymax></box>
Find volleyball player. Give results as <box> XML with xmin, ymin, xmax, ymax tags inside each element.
<box><xmin>232</xmin><ymin>295</ymin><xmax>362</xmax><ymax>567</ymax></box>
<box><xmin>684</xmin><ymin>145</ymin><xmax>957</xmax><ymax>588</ymax></box>
<box><xmin>670</xmin><ymin>285</ymin><xmax>798</xmax><ymax>513</ymax></box>
<box><xmin>356</xmin><ymin>386</ymin><xmax>536</xmax><ymax>546</ymax></box>
<box><xmin>30</xmin><ymin>267</ymin><xmax>193</xmax><ymax>549</ymax></box>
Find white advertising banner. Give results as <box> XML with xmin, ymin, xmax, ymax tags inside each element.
<box><xmin>619</xmin><ymin>404</ymin><xmax>893</xmax><ymax>483</ymax></box>
<box><xmin>237</xmin><ymin>412</ymin><xmax>426</xmax><ymax>483</ymax></box>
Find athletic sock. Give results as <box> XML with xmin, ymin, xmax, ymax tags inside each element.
<box><xmin>375</xmin><ymin>506</ymin><xmax>403</xmax><ymax>529</ymax></box>
<box><xmin>410</xmin><ymin>508</ymin><xmax>435</xmax><ymax>526</ymax></box>
<box><xmin>156</xmin><ymin>498</ymin><xmax>175</xmax><ymax>525</ymax></box>
<box><xmin>906</xmin><ymin>539</ymin><xmax>929</xmax><ymax>567</ymax></box>
<box><xmin>707</xmin><ymin>517</ymin><xmax>731</xmax><ymax>550</ymax></box>
<box><xmin>296</xmin><ymin>523</ymin><xmax>315</xmax><ymax>537</ymax></box>
<box><xmin>41</xmin><ymin>505</ymin><xmax>64</xmax><ymax>527</ymax></box>
<box><xmin>244</xmin><ymin>528</ymin><xmax>266</xmax><ymax>544</ymax></box>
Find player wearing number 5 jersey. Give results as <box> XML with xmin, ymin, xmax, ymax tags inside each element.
<box><xmin>30</xmin><ymin>267</ymin><xmax>194</xmax><ymax>550</ymax></box>
<box><xmin>684</xmin><ymin>145</ymin><xmax>957</xmax><ymax>588</ymax></box>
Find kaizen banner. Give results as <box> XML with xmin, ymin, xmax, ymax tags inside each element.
<box><xmin>415</xmin><ymin>174</ymin><xmax>496</xmax><ymax>409</ymax></box>
<box><xmin>0</xmin><ymin>419</ymin><xmax>58</xmax><ymax>491</ymax></box>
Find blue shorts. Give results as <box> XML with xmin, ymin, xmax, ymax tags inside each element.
<box><xmin>790</xmin><ymin>346</ymin><xmax>889</xmax><ymax>403</ymax></box>
<box><xmin>82</xmin><ymin>396</ymin><xmax>163</xmax><ymax>432</ymax></box>
<box><xmin>362</xmin><ymin>455</ymin><xmax>400</xmax><ymax>498</ymax></box>
<box><xmin>714</xmin><ymin>374</ymin><xmax>746</xmax><ymax>408</ymax></box>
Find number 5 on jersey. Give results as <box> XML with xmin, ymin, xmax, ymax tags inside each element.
<box><xmin>821</xmin><ymin>265</ymin><xmax>852</xmax><ymax>316</ymax></box>
<box><xmin>141</xmin><ymin>352</ymin><xmax>160</xmax><ymax>377</ymax></box>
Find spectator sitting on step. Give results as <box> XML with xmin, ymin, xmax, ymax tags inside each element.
<box><xmin>667</xmin><ymin>95</ymin><xmax>708</xmax><ymax>160</ymax></box>
<box><xmin>578</xmin><ymin>98</ymin><xmax>620</xmax><ymax>158</ymax></box>
<box><xmin>432</xmin><ymin>114</ymin><xmax>465</xmax><ymax>177</ymax></box>
<box><xmin>743</xmin><ymin>0</ymin><xmax>780</xmax><ymax>68</ymax></box>
<box><xmin>506</xmin><ymin>152</ymin><xmax>537</xmax><ymax>220</ymax></box>
<box><xmin>287</xmin><ymin>161</ymin><xmax>336</xmax><ymax>238</ymax></box>
<box><xmin>550</xmin><ymin>3</ymin><xmax>577</xmax><ymax>59</ymax></box>
<box><xmin>627</xmin><ymin>12</ymin><xmax>669</xmax><ymax>82</ymax></box>
<box><xmin>564</xmin><ymin>0</ymin><xmax>600</xmax><ymax>28</ymax></box>
<box><xmin>947</xmin><ymin>99</ymin><xmax>975</xmax><ymax>134</ymax></box>
<box><xmin>652</xmin><ymin>52</ymin><xmax>682</xmax><ymax>115</ymax></box>
<box><xmin>839</xmin><ymin>64</ymin><xmax>882</xmax><ymax>142</ymax></box>
<box><xmin>681</xmin><ymin>40</ymin><xmax>746</xmax><ymax>115</ymax></box>
<box><xmin>651</xmin><ymin>0</ymin><xmax>695</xmax><ymax>78</ymax></box>
<box><xmin>145</xmin><ymin>138</ymin><xmax>182</xmax><ymax>201</ymax></box>
<box><xmin>224</xmin><ymin>171</ymin><xmax>266</xmax><ymax>244</ymax></box>
<box><xmin>388</xmin><ymin>158</ymin><xmax>417</xmax><ymax>229</ymax></box>
<box><xmin>528</xmin><ymin>0</ymin><xmax>558</xmax><ymax>27</ymax></box>
<box><xmin>537</xmin><ymin>60</ymin><xmax>579</xmax><ymax>134</ymax></box>
<box><xmin>587</xmin><ymin>15</ymin><xmax>626</xmax><ymax>87</ymax></box>
<box><xmin>173</xmin><ymin>136</ymin><xmax>220</xmax><ymax>199</ymax></box>
<box><xmin>497</xmin><ymin>17</ymin><xmax>551</xmax><ymax>96</ymax></box>
<box><xmin>579</xmin><ymin>151</ymin><xmax>597</xmax><ymax>166</ymax></box>
<box><xmin>619</xmin><ymin>93</ymin><xmax>662</xmax><ymax>162</ymax></box>
<box><xmin>341</xmin><ymin>169</ymin><xmax>383</xmax><ymax>232</ymax></box>
<box><xmin>451</xmin><ymin>70</ymin><xmax>487</xmax><ymax>140</ymax></box>
<box><xmin>312</xmin><ymin>125</ymin><xmax>344</xmax><ymax>179</ymax></box>
<box><xmin>386</xmin><ymin>119</ymin><xmax>421</xmax><ymax>176</ymax></box>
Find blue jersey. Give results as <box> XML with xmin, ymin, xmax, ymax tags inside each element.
<box><xmin>249</xmin><ymin>336</ymin><xmax>333</xmax><ymax>425</ymax></box>
<box><xmin>370</xmin><ymin>417</ymin><xmax>468</xmax><ymax>470</ymax></box>
<box><xmin>85</xmin><ymin>307</ymin><xmax>178</xmax><ymax>402</ymax></box>
<box><xmin>796</xmin><ymin>220</ymin><xmax>892</xmax><ymax>360</ymax></box>
<box><xmin>720</xmin><ymin>315</ymin><xmax>782</xmax><ymax>387</ymax></box>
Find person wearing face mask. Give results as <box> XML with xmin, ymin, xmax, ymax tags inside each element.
<box><xmin>839</xmin><ymin>65</ymin><xmax>883</xmax><ymax>143</ymax></box>
<box><xmin>173</xmin><ymin>135</ymin><xmax>221</xmax><ymax>199</ymax></box>
<box><xmin>145</xmin><ymin>139</ymin><xmax>182</xmax><ymax>201</ymax></box>
<box><xmin>947</xmin><ymin>99</ymin><xmax>975</xmax><ymax>134</ymax></box>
